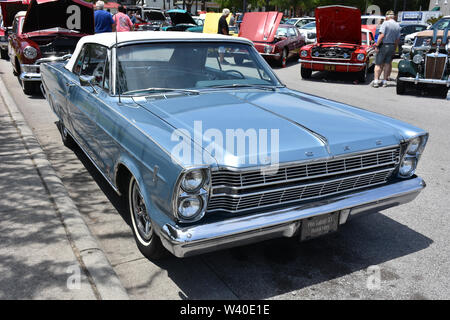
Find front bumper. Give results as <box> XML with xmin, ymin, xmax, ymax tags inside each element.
<box><xmin>399</xmin><ymin>76</ymin><xmax>450</xmax><ymax>87</ymax></box>
<box><xmin>20</xmin><ymin>64</ymin><xmax>41</xmax><ymax>82</ymax></box>
<box><xmin>299</xmin><ymin>59</ymin><xmax>366</xmax><ymax>72</ymax></box>
<box><xmin>159</xmin><ymin>177</ymin><xmax>425</xmax><ymax>258</ymax></box>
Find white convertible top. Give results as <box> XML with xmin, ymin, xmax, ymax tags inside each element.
<box><xmin>65</xmin><ymin>31</ymin><xmax>252</xmax><ymax>71</ymax></box>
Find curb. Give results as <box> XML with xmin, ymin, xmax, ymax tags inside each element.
<box><xmin>0</xmin><ymin>77</ymin><xmax>129</xmax><ymax>300</ymax></box>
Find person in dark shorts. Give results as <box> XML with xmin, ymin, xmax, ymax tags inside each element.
<box><xmin>373</xmin><ymin>10</ymin><xmax>400</xmax><ymax>88</ymax></box>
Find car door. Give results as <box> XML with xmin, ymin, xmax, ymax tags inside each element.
<box><xmin>65</xmin><ymin>43</ymin><xmax>108</xmax><ymax>169</ymax></box>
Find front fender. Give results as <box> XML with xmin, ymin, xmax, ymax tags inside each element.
<box><xmin>398</xmin><ymin>59</ymin><xmax>417</xmax><ymax>77</ymax></box>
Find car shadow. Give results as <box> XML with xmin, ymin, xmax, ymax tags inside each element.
<box><xmin>304</xmin><ymin>69</ymin><xmax>376</xmax><ymax>85</ymax></box>
<box><xmin>62</xmin><ymin>139</ymin><xmax>433</xmax><ymax>299</ymax></box>
<box><xmin>400</xmin><ymin>86</ymin><xmax>450</xmax><ymax>100</ymax></box>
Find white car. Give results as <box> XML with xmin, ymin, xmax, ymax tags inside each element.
<box><xmin>285</xmin><ymin>17</ymin><xmax>315</xmax><ymax>28</ymax></box>
<box><xmin>298</xmin><ymin>21</ymin><xmax>316</xmax><ymax>44</ymax></box>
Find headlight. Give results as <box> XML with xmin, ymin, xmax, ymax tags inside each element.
<box><xmin>264</xmin><ymin>45</ymin><xmax>273</xmax><ymax>54</ymax></box>
<box><xmin>406</xmin><ymin>137</ymin><xmax>421</xmax><ymax>155</ymax></box>
<box><xmin>399</xmin><ymin>158</ymin><xmax>417</xmax><ymax>177</ymax></box>
<box><xmin>181</xmin><ymin>169</ymin><xmax>204</xmax><ymax>192</ymax></box>
<box><xmin>356</xmin><ymin>53</ymin><xmax>365</xmax><ymax>61</ymax></box>
<box><xmin>398</xmin><ymin>135</ymin><xmax>428</xmax><ymax>178</ymax></box>
<box><xmin>178</xmin><ymin>196</ymin><xmax>203</xmax><ymax>220</ymax></box>
<box><xmin>23</xmin><ymin>46</ymin><xmax>38</xmax><ymax>60</ymax></box>
<box><xmin>412</xmin><ymin>54</ymin><xmax>423</xmax><ymax>64</ymax></box>
<box><xmin>173</xmin><ymin>168</ymin><xmax>210</xmax><ymax>222</ymax></box>
<box><xmin>300</xmin><ymin>50</ymin><xmax>308</xmax><ymax>57</ymax></box>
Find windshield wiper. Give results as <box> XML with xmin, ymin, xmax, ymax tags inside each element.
<box><xmin>122</xmin><ymin>87</ymin><xmax>200</xmax><ymax>96</ymax></box>
<box><xmin>205</xmin><ymin>84</ymin><xmax>277</xmax><ymax>91</ymax></box>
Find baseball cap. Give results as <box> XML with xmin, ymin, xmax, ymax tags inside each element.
<box><xmin>386</xmin><ymin>10</ymin><xmax>395</xmax><ymax>16</ymax></box>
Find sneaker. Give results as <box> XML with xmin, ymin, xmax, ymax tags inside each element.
<box><xmin>372</xmin><ymin>81</ymin><xmax>379</xmax><ymax>88</ymax></box>
<box><xmin>382</xmin><ymin>80</ymin><xmax>388</xmax><ymax>87</ymax></box>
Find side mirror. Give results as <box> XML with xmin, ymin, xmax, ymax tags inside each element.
<box><xmin>79</xmin><ymin>75</ymin><xmax>98</xmax><ymax>94</ymax></box>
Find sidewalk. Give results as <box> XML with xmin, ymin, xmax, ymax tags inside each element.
<box><xmin>0</xmin><ymin>81</ymin><xmax>128</xmax><ymax>299</ymax></box>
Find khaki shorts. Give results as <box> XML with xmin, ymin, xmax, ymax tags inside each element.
<box><xmin>376</xmin><ymin>44</ymin><xmax>396</xmax><ymax>65</ymax></box>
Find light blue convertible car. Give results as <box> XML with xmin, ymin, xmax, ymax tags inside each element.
<box><xmin>41</xmin><ymin>31</ymin><xmax>428</xmax><ymax>259</ymax></box>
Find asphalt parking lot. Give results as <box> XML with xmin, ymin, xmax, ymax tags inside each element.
<box><xmin>0</xmin><ymin>56</ymin><xmax>449</xmax><ymax>300</ymax></box>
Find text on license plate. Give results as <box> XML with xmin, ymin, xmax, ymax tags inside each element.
<box><xmin>300</xmin><ymin>212</ymin><xmax>339</xmax><ymax>241</ymax></box>
<box><xmin>324</xmin><ymin>65</ymin><xmax>336</xmax><ymax>71</ymax></box>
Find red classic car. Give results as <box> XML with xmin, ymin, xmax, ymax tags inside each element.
<box><xmin>8</xmin><ymin>0</ymin><xmax>93</xmax><ymax>94</ymax></box>
<box><xmin>0</xmin><ymin>0</ymin><xmax>29</xmax><ymax>59</ymax></box>
<box><xmin>239</xmin><ymin>11</ymin><xmax>305</xmax><ymax>68</ymax></box>
<box><xmin>299</xmin><ymin>6</ymin><xmax>376</xmax><ymax>82</ymax></box>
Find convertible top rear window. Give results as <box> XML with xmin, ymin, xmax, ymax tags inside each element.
<box><xmin>116</xmin><ymin>42</ymin><xmax>281</xmax><ymax>95</ymax></box>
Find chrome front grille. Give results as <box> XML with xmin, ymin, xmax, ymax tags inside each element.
<box><xmin>311</xmin><ymin>47</ymin><xmax>355</xmax><ymax>60</ymax></box>
<box><xmin>208</xmin><ymin>146</ymin><xmax>400</xmax><ymax>214</ymax></box>
<box><xmin>425</xmin><ymin>54</ymin><xmax>447</xmax><ymax>80</ymax></box>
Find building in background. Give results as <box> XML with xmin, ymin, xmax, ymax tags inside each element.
<box><xmin>429</xmin><ymin>0</ymin><xmax>450</xmax><ymax>16</ymax></box>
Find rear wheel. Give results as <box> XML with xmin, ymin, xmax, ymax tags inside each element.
<box><xmin>57</xmin><ymin>120</ymin><xmax>76</xmax><ymax>149</ymax></box>
<box><xmin>300</xmin><ymin>66</ymin><xmax>312</xmax><ymax>79</ymax></box>
<box><xmin>279</xmin><ymin>48</ymin><xmax>288</xmax><ymax>68</ymax></box>
<box><xmin>128</xmin><ymin>176</ymin><xmax>166</xmax><ymax>260</ymax></box>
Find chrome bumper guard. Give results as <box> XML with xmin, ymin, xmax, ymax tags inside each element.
<box><xmin>399</xmin><ymin>76</ymin><xmax>450</xmax><ymax>87</ymax></box>
<box><xmin>299</xmin><ymin>59</ymin><xmax>366</xmax><ymax>67</ymax></box>
<box><xmin>159</xmin><ymin>177</ymin><xmax>425</xmax><ymax>258</ymax></box>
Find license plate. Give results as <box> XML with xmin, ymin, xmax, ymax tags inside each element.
<box><xmin>324</xmin><ymin>65</ymin><xmax>336</xmax><ymax>71</ymax></box>
<box><xmin>300</xmin><ymin>212</ymin><xmax>339</xmax><ymax>241</ymax></box>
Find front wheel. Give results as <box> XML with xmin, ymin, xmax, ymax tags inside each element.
<box><xmin>300</xmin><ymin>66</ymin><xmax>312</xmax><ymax>79</ymax></box>
<box><xmin>0</xmin><ymin>49</ymin><xmax>8</xmax><ymax>60</ymax></box>
<box><xmin>357</xmin><ymin>64</ymin><xmax>368</xmax><ymax>83</ymax></box>
<box><xmin>279</xmin><ymin>48</ymin><xmax>288</xmax><ymax>68</ymax></box>
<box><xmin>436</xmin><ymin>86</ymin><xmax>449</xmax><ymax>99</ymax></box>
<box><xmin>396</xmin><ymin>74</ymin><xmax>407</xmax><ymax>95</ymax></box>
<box><xmin>128</xmin><ymin>176</ymin><xmax>166</xmax><ymax>260</ymax></box>
<box><xmin>21</xmin><ymin>80</ymin><xmax>36</xmax><ymax>95</ymax></box>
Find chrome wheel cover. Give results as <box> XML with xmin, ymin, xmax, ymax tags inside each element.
<box><xmin>130</xmin><ymin>179</ymin><xmax>152</xmax><ymax>242</ymax></box>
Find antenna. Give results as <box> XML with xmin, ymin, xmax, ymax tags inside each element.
<box><xmin>115</xmin><ymin>17</ymin><xmax>121</xmax><ymax>104</ymax></box>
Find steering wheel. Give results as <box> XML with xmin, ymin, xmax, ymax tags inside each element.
<box><xmin>224</xmin><ymin>69</ymin><xmax>245</xmax><ymax>79</ymax></box>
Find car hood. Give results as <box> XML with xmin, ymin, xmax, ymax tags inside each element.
<box><xmin>22</xmin><ymin>0</ymin><xmax>94</xmax><ymax>34</ymax></box>
<box><xmin>167</xmin><ymin>10</ymin><xmax>196</xmax><ymax>26</ymax></box>
<box><xmin>203</xmin><ymin>12</ymin><xmax>230</xmax><ymax>34</ymax></box>
<box><xmin>316</xmin><ymin>5</ymin><xmax>361</xmax><ymax>45</ymax></box>
<box><xmin>0</xmin><ymin>0</ymin><xmax>29</xmax><ymax>27</ymax></box>
<box><xmin>238</xmin><ymin>11</ymin><xmax>283</xmax><ymax>43</ymax></box>
<box><xmin>133</xmin><ymin>90</ymin><xmax>411</xmax><ymax>169</ymax></box>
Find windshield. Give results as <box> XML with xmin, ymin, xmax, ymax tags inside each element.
<box><xmin>285</xmin><ymin>19</ymin><xmax>298</xmax><ymax>25</ymax></box>
<box><xmin>433</xmin><ymin>18</ymin><xmax>450</xmax><ymax>30</ymax></box>
<box><xmin>117</xmin><ymin>42</ymin><xmax>281</xmax><ymax>95</ymax></box>
<box><xmin>414</xmin><ymin>35</ymin><xmax>450</xmax><ymax>47</ymax></box>
<box><xmin>301</xmin><ymin>22</ymin><xmax>315</xmax><ymax>29</ymax></box>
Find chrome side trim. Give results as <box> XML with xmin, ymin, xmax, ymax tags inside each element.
<box><xmin>158</xmin><ymin>177</ymin><xmax>425</xmax><ymax>257</ymax></box>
